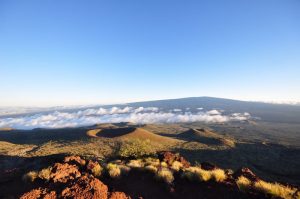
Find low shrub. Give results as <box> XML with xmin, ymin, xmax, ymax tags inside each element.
<box><xmin>183</xmin><ymin>167</ymin><xmax>227</xmax><ymax>182</ymax></box>
<box><xmin>156</xmin><ymin>168</ymin><xmax>174</xmax><ymax>184</ymax></box>
<box><xmin>211</xmin><ymin>169</ymin><xmax>227</xmax><ymax>182</ymax></box>
<box><xmin>106</xmin><ymin>163</ymin><xmax>121</xmax><ymax>179</ymax></box>
<box><xmin>90</xmin><ymin>163</ymin><xmax>103</xmax><ymax>177</ymax></box>
<box><xmin>38</xmin><ymin>167</ymin><xmax>52</xmax><ymax>181</ymax></box>
<box><xmin>254</xmin><ymin>180</ymin><xmax>297</xmax><ymax>199</ymax></box>
<box><xmin>118</xmin><ymin>139</ymin><xmax>156</xmax><ymax>158</ymax></box>
<box><xmin>184</xmin><ymin>167</ymin><xmax>211</xmax><ymax>182</ymax></box>
<box><xmin>171</xmin><ymin>161</ymin><xmax>183</xmax><ymax>171</ymax></box>
<box><xmin>145</xmin><ymin>165</ymin><xmax>158</xmax><ymax>173</ymax></box>
<box><xmin>196</xmin><ymin>168</ymin><xmax>211</xmax><ymax>181</ymax></box>
<box><xmin>126</xmin><ymin>159</ymin><xmax>144</xmax><ymax>168</ymax></box>
<box><xmin>160</xmin><ymin>161</ymin><xmax>168</xmax><ymax>167</ymax></box>
<box><xmin>144</xmin><ymin>157</ymin><xmax>160</xmax><ymax>167</ymax></box>
<box><xmin>236</xmin><ymin>176</ymin><xmax>252</xmax><ymax>192</ymax></box>
<box><xmin>23</xmin><ymin>171</ymin><xmax>38</xmax><ymax>182</ymax></box>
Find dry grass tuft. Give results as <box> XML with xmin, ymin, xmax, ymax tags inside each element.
<box><xmin>106</xmin><ymin>163</ymin><xmax>121</xmax><ymax>179</ymax></box>
<box><xmin>38</xmin><ymin>167</ymin><xmax>52</xmax><ymax>181</ymax></box>
<box><xmin>254</xmin><ymin>180</ymin><xmax>297</xmax><ymax>199</ymax></box>
<box><xmin>160</xmin><ymin>161</ymin><xmax>168</xmax><ymax>167</ymax></box>
<box><xmin>126</xmin><ymin>159</ymin><xmax>144</xmax><ymax>168</ymax></box>
<box><xmin>144</xmin><ymin>157</ymin><xmax>160</xmax><ymax>167</ymax></box>
<box><xmin>156</xmin><ymin>168</ymin><xmax>174</xmax><ymax>184</ymax></box>
<box><xmin>182</xmin><ymin>167</ymin><xmax>226</xmax><ymax>182</ymax></box>
<box><xmin>211</xmin><ymin>169</ymin><xmax>227</xmax><ymax>182</ymax></box>
<box><xmin>23</xmin><ymin>171</ymin><xmax>38</xmax><ymax>182</ymax></box>
<box><xmin>91</xmin><ymin>164</ymin><xmax>103</xmax><ymax>177</ymax></box>
<box><xmin>236</xmin><ymin>176</ymin><xmax>252</xmax><ymax>192</ymax></box>
<box><xmin>145</xmin><ymin>165</ymin><xmax>158</xmax><ymax>173</ymax></box>
<box><xmin>171</xmin><ymin>161</ymin><xmax>183</xmax><ymax>171</ymax></box>
<box><xmin>183</xmin><ymin>166</ymin><xmax>211</xmax><ymax>182</ymax></box>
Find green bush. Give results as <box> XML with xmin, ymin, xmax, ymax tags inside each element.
<box><xmin>118</xmin><ymin>139</ymin><xmax>156</xmax><ymax>158</ymax></box>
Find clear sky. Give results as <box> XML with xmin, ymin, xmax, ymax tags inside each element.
<box><xmin>0</xmin><ymin>0</ymin><xmax>299</xmax><ymax>106</ymax></box>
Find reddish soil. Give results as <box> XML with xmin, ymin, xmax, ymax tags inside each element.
<box><xmin>1</xmin><ymin>153</ymin><xmax>296</xmax><ymax>199</ymax></box>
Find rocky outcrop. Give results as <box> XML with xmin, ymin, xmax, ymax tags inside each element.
<box><xmin>160</xmin><ymin>152</ymin><xmax>190</xmax><ymax>168</ymax></box>
<box><xmin>20</xmin><ymin>156</ymin><xmax>129</xmax><ymax>199</ymax></box>
<box><xmin>19</xmin><ymin>154</ymin><xmax>298</xmax><ymax>199</ymax></box>
<box><xmin>20</xmin><ymin>188</ymin><xmax>44</xmax><ymax>199</ymax></box>
<box><xmin>109</xmin><ymin>192</ymin><xmax>130</xmax><ymax>199</ymax></box>
<box><xmin>61</xmin><ymin>175</ymin><xmax>108</xmax><ymax>199</ymax></box>
<box><xmin>64</xmin><ymin>155</ymin><xmax>86</xmax><ymax>167</ymax></box>
<box><xmin>234</xmin><ymin>167</ymin><xmax>260</xmax><ymax>182</ymax></box>
<box><xmin>50</xmin><ymin>163</ymin><xmax>81</xmax><ymax>183</ymax></box>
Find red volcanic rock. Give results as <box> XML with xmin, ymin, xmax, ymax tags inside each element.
<box><xmin>109</xmin><ymin>192</ymin><xmax>130</xmax><ymax>199</ymax></box>
<box><xmin>160</xmin><ymin>152</ymin><xmax>190</xmax><ymax>168</ymax></box>
<box><xmin>201</xmin><ymin>162</ymin><xmax>218</xmax><ymax>171</ymax></box>
<box><xmin>87</xmin><ymin>160</ymin><xmax>100</xmax><ymax>172</ymax></box>
<box><xmin>61</xmin><ymin>175</ymin><xmax>108</xmax><ymax>199</ymax></box>
<box><xmin>44</xmin><ymin>191</ymin><xmax>57</xmax><ymax>199</ymax></box>
<box><xmin>234</xmin><ymin>167</ymin><xmax>260</xmax><ymax>182</ymax></box>
<box><xmin>64</xmin><ymin>155</ymin><xmax>86</xmax><ymax>166</ymax></box>
<box><xmin>50</xmin><ymin>163</ymin><xmax>81</xmax><ymax>183</ymax></box>
<box><xmin>20</xmin><ymin>189</ymin><xmax>44</xmax><ymax>199</ymax></box>
<box><xmin>178</xmin><ymin>156</ymin><xmax>190</xmax><ymax>168</ymax></box>
<box><xmin>20</xmin><ymin>189</ymin><xmax>56</xmax><ymax>199</ymax></box>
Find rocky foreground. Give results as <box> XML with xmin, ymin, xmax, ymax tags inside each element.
<box><xmin>18</xmin><ymin>152</ymin><xmax>299</xmax><ymax>199</ymax></box>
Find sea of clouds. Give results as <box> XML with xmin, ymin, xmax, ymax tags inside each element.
<box><xmin>0</xmin><ymin>106</ymin><xmax>251</xmax><ymax>130</ymax></box>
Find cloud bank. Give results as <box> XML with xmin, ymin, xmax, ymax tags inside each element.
<box><xmin>0</xmin><ymin>107</ymin><xmax>251</xmax><ymax>130</ymax></box>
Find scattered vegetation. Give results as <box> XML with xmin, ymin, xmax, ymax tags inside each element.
<box><xmin>89</xmin><ymin>163</ymin><xmax>103</xmax><ymax>177</ymax></box>
<box><xmin>106</xmin><ymin>163</ymin><xmax>121</xmax><ymax>179</ymax></box>
<box><xmin>182</xmin><ymin>167</ymin><xmax>227</xmax><ymax>182</ymax></box>
<box><xmin>118</xmin><ymin>139</ymin><xmax>156</xmax><ymax>158</ymax></box>
<box><xmin>126</xmin><ymin>159</ymin><xmax>144</xmax><ymax>168</ymax></box>
<box><xmin>38</xmin><ymin>167</ymin><xmax>52</xmax><ymax>181</ymax></box>
<box><xmin>23</xmin><ymin>171</ymin><xmax>38</xmax><ymax>182</ymax></box>
<box><xmin>171</xmin><ymin>161</ymin><xmax>183</xmax><ymax>171</ymax></box>
<box><xmin>160</xmin><ymin>161</ymin><xmax>168</xmax><ymax>167</ymax></box>
<box><xmin>144</xmin><ymin>157</ymin><xmax>160</xmax><ymax>167</ymax></box>
<box><xmin>236</xmin><ymin>176</ymin><xmax>252</xmax><ymax>192</ymax></box>
<box><xmin>16</xmin><ymin>152</ymin><xmax>300</xmax><ymax>199</ymax></box>
<box><xmin>145</xmin><ymin>165</ymin><xmax>158</xmax><ymax>173</ymax></box>
<box><xmin>254</xmin><ymin>180</ymin><xmax>298</xmax><ymax>199</ymax></box>
<box><xmin>156</xmin><ymin>168</ymin><xmax>174</xmax><ymax>184</ymax></box>
<box><xmin>211</xmin><ymin>169</ymin><xmax>227</xmax><ymax>182</ymax></box>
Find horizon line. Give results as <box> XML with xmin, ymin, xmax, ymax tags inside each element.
<box><xmin>0</xmin><ymin>96</ymin><xmax>300</xmax><ymax>108</ymax></box>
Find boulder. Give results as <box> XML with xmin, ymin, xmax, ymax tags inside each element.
<box><xmin>50</xmin><ymin>163</ymin><xmax>81</xmax><ymax>183</ymax></box>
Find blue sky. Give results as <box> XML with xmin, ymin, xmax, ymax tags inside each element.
<box><xmin>0</xmin><ymin>0</ymin><xmax>299</xmax><ymax>106</ymax></box>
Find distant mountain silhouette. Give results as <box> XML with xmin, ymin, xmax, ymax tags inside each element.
<box><xmin>124</xmin><ymin>97</ymin><xmax>300</xmax><ymax>123</ymax></box>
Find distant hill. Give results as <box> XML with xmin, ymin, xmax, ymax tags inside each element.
<box><xmin>124</xmin><ymin>97</ymin><xmax>300</xmax><ymax>124</ymax></box>
<box><xmin>2</xmin><ymin>97</ymin><xmax>300</xmax><ymax>124</ymax></box>
<box><xmin>87</xmin><ymin>127</ymin><xmax>179</xmax><ymax>144</ymax></box>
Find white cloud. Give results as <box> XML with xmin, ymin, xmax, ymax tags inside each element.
<box><xmin>173</xmin><ymin>109</ymin><xmax>182</xmax><ymax>112</ymax></box>
<box><xmin>206</xmin><ymin>109</ymin><xmax>221</xmax><ymax>115</ymax></box>
<box><xmin>230</xmin><ymin>112</ymin><xmax>251</xmax><ymax>121</ymax></box>
<box><xmin>0</xmin><ymin>107</ymin><xmax>251</xmax><ymax>130</ymax></box>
